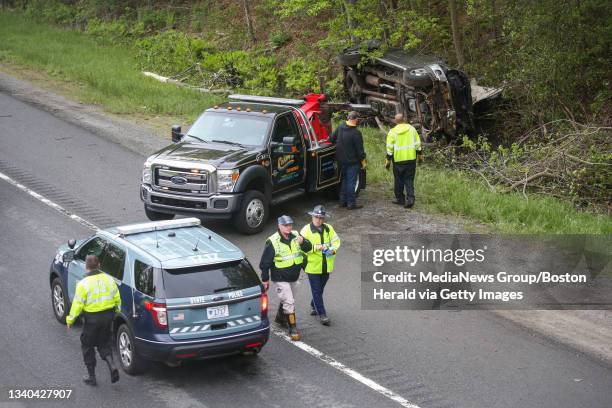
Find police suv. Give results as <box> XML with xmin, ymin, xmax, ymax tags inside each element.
<box><xmin>49</xmin><ymin>218</ymin><xmax>269</xmax><ymax>374</ymax></box>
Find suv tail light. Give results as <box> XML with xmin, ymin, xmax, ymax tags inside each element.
<box><xmin>261</xmin><ymin>292</ymin><xmax>268</xmax><ymax>318</ymax></box>
<box><xmin>144</xmin><ymin>300</ymin><xmax>167</xmax><ymax>329</ymax></box>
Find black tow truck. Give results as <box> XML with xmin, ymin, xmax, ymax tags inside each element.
<box><xmin>140</xmin><ymin>94</ymin><xmax>363</xmax><ymax>234</ymax></box>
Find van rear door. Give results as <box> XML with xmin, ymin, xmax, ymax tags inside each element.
<box><xmin>163</xmin><ymin>260</ymin><xmax>265</xmax><ymax>340</ymax></box>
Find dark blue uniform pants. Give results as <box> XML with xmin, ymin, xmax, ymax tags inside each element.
<box><xmin>81</xmin><ymin>310</ymin><xmax>114</xmax><ymax>371</ymax></box>
<box><xmin>339</xmin><ymin>163</ymin><xmax>360</xmax><ymax>206</ymax></box>
<box><xmin>308</xmin><ymin>272</ymin><xmax>330</xmax><ymax>316</ymax></box>
<box><xmin>393</xmin><ymin>160</ymin><xmax>417</xmax><ymax>203</ymax></box>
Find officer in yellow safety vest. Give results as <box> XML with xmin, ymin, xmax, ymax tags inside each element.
<box><xmin>300</xmin><ymin>205</ymin><xmax>341</xmax><ymax>326</ymax></box>
<box><xmin>259</xmin><ymin>215</ymin><xmax>312</xmax><ymax>341</ymax></box>
<box><xmin>385</xmin><ymin>113</ymin><xmax>422</xmax><ymax>208</ymax></box>
<box><xmin>66</xmin><ymin>255</ymin><xmax>121</xmax><ymax>386</ymax></box>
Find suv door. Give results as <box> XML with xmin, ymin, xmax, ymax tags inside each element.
<box><xmin>269</xmin><ymin>113</ymin><xmax>306</xmax><ymax>192</ymax></box>
<box><xmin>99</xmin><ymin>241</ymin><xmax>127</xmax><ymax>314</ymax></box>
<box><xmin>67</xmin><ymin>236</ymin><xmax>105</xmax><ymax>300</ymax></box>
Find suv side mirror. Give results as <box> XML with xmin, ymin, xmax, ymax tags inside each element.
<box><xmin>68</xmin><ymin>239</ymin><xmax>77</xmax><ymax>249</ymax></box>
<box><xmin>62</xmin><ymin>251</ymin><xmax>74</xmax><ymax>263</ymax></box>
<box><xmin>171</xmin><ymin>125</ymin><xmax>183</xmax><ymax>143</ymax></box>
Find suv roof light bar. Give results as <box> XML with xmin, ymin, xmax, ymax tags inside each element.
<box><xmin>229</xmin><ymin>94</ymin><xmax>305</xmax><ymax>106</ymax></box>
<box><xmin>117</xmin><ymin>217</ymin><xmax>201</xmax><ymax>236</ymax></box>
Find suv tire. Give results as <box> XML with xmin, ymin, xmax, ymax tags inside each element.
<box><xmin>338</xmin><ymin>50</ymin><xmax>362</xmax><ymax>67</ymax></box>
<box><xmin>51</xmin><ymin>277</ymin><xmax>69</xmax><ymax>324</ymax></box>
<box><xmin>144</xmin><ymin>206</ymin><xmax>175</xmax><ymax>221</ymax></box>
<box><xmin>116</xmin><ymin>323</ymin><xmax>148</xmax><ymax>375</ymax></box>
<box><xmin>234</xmin><ymin>190</ymin><xmax>268</xmax><ymax>235</ymax></box>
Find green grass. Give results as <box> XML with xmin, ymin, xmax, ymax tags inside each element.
<box><xmin>0</xmin><ymin>12</ymin><xmax>222</xmax><ymax>120</ymax></box>
<box><xmin>361</xmin><ymin>126</ymin><xmax>612</xmax><ymax>234</ymax></box>
<box><xmin>1</xmin><ymin>11</ymin><xmax>610</xmax><ymax>234</ymax></box>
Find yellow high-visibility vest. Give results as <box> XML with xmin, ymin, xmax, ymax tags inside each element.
<box><xmin>66</xmin><ymin>272</ymin><xmax>121</xmax><ymax>325</ymax></box>
<box><xmin>300</xmin><ymin>224</ymin><xmax>340</xmax><ymax>274</ymax></box>
<box><xmin>269</xmin><ymin>232</ymin><xmax>303</xmax><ymax>269</ymax></box>
<box><xmin>386</xmin><ymin>123</ymin><xmax>421</xmax><ymax>162</ymax></box>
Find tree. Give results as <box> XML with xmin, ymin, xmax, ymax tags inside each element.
<box><xmin>448</xmin><ymin>0</ymin><xmax>464</xmax><ymax>67</ymax></box>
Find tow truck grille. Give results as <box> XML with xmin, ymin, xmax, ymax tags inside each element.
<box><xmin>154</xmin><ymin>166</ymin><xmax>209</xmax><ymax>195</ymax></box>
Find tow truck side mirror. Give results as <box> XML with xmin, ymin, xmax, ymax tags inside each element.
<box><xmin>171</xmin><ymin>125</ymin><xmax>183</xmax><ymax>143</ymax></box>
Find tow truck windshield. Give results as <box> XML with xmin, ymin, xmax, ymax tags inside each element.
<box><xmin>185</xmin><ymin>111</ymin><xmax>271</xmax><ymax>147</ymax></box>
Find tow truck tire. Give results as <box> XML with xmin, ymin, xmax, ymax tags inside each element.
<box><xmin>51</xmin><ymin>278</ymin><xmax>69</xmax><ymax>325</ymax></box>
<box><xmin>116</xmin><ymin>323</ymin><xmax>148</xmax><ymax>375</ymax></box>
<box><xmin>233</xmin><ymin>190</ymin><xmax>268</xmax><ymax>235</ymax></box>
<box><xmin>144</xmin><ymin>205</ymin><xmax>175</xmax><ymax>221</ymax></box>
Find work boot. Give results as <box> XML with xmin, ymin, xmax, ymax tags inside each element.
<box><xmin>83</xmin><ymin>366</ymin><xmax>97</xmax><ymax>386</ymax></box>
<box><xmin>286</xmin><ymin>313</ymin><xmax>301</xmax><ymax>341</ymax></box>
<box><xmin>310</xmin><ymin>307</ymin><xmax>317</xmax><ymax>316</ymax></box>
<box><xmin>347</xmin><ymin>204</ymin><xmax>363</xmax><ymax>210</ymax></box>
<box><xmin>319</xmin><ymin>315</ymin><xmax>331</xmax><ymax>326</ymax></box>
<box><xmin>392</xmin><ymin>199</ymin><xmax>405</xmax><ymax>205</ymax></box>
<box><xmin>404</xmin><ymin>198</ymin><xmax>415</xmax><ymax>209</ymax></box>
<box><xmin>103</xmin><ymin>354</ymin><xmax>120</xmax><ymax>383</ymax></box>
<box><xmin>274</xmin><ymin>304</ymin><xmax>287</xmax><ymax>327</ymax></box>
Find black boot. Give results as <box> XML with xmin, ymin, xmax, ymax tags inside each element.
<box><xmin>286</xmin><ymin>313</ymin><xmax>301</xmax><ymax>341</ymax></box>
<box><xmin>103</xmin><ymin>354</ymin><xmax>120</xmax><ymax>383</ymax></box>
<box><xmin>274</xmin><ymin>304</ymin><xmax>287</xmax><ymax>327</ymax></box>
<box><xmin>83</xmin><ymin>366</ymin><xmax>97</xmax><ymax>386</ymax></box>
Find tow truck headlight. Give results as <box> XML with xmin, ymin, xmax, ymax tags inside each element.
<box><xmin>142</xmin><ymin>159</ymin><xmax>153</xmax><ymax>184</ymax></box>
<box><xmin>217</xmin><ymin>169</ymin><xmax>239</xmax><ymax>192</ymax></box>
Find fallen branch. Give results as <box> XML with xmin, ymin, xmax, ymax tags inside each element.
<box><xmin>142</xmin><ymin>71</ymin><xmax>231</xmax><ymax>94</ymax></box>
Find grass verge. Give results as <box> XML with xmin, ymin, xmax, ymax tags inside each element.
<box><xmin>1</xmin><ymin>11</ymin><xmax>610</xmax><ymax>234</ymax></box>
<box><xmin>0</xmin><ymin>12</ymin><xmax>222</xmax><ymax>121</ymax></box>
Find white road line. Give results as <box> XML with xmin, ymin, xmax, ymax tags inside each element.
<box><xmin>0</xmin><ymin>171</ymin><xmax>100</xmax><ymax>231</ymax></box>
<box><xmin>271</xmin><ymin>327</ymin><xmax>420</xmax><ymax>408</ymax></box>
<box><xmin>0</xmin><ymin>170</ymin><xmax>421</xmax><ymax>408</ymax></box>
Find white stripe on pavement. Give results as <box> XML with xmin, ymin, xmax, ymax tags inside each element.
<box><xmin>0</xmin><ymin>170</ymin><xmax>421</xmax><ymax>408</ymax></box>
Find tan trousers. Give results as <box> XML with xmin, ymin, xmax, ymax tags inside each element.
<box><xmin>273</xmin><ymin>281</ymin><xmax>297</xmax><ymax>314</ymax></box>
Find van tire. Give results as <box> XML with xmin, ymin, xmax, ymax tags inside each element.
<box><xmin>233</xmin><ymin>190</ymin><xmax>268</xmax><ymax>235</ymax></box>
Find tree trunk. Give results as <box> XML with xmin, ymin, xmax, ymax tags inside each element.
<box><xmin>342</xmin><ymin>0</ymin><xmax>358</xmax><ymax>45</ymax></box>
<box><xmin>448</xmin><ymin>0</ymin><xmax>465</xmax><ymax>67</ymax></box>
<box><xmin>242</xmin><ymin>0</ymin><xmax>255</xmax><ymax>43</ymax></box>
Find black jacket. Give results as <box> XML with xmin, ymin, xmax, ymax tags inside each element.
<box><xmin>330</xmin><ymin>123</ymin><xmax>366</xmax><ymax>165</ymax></box>
<box><xmin>259</xmin><ymin>231</ymin><xmax>312</xmax><ymax>282</ymax></box>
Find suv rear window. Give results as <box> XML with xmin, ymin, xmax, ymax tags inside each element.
<box><xmin>162</xmin><ymin>260</ymin><xmax>260</xmax><ymax>298</ymax></box>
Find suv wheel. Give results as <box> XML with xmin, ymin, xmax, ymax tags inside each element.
<box><xmin>116</xmin><ymin>323</ymin><xmax>148</xmax><ymax>375</ymax></box>
<box><xmin>234</xmin><ymin>190</ymin><xmax>268</xmax><ymax>235</ymax></box>
<box><xmin>144</xmin><ymin>205</ymin><xmax>175</xmax><ymax>221</ymax></box>
<box><xmin>51</xmin><ymin>278</ymin><xmax>68</xmax><ymax>324</ymax></box>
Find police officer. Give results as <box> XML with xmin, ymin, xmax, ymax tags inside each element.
<box><xmin>385</xmin><ymin>113</ymin><xmax>422</xmax><ymax>208</ymax></box>
<box><xmin>66</xmin><ymin>255</ymin><xmax>121</xmax><ymax>386</ymax></box>
<box><xmin>259</xmin><ymin>215</ymin><xmax>312</xmax><ymax>341</ymax></box>
<box><xmin>300</xmin><ymin>205</ymin><xmax>340</xmax><ymax>326</ymax></box>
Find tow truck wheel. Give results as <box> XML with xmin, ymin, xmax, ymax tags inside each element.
<box><xmin>234</xmin><ymin>190</ymin><xmax>268</xmax><ymax>235</ymax></box>
<box><xmin>51</xmin><ymin>278</ymin><xmax>68</xmax><ymax>324</ymax></box>
<box><xmin>144</xmin><ymin>205</ymin><xmax>175</xmax><ymax>221</ymax></box>
<box><xmin>116</xmin><ymin>323</ymin><xmax>148</xmax><ymax>375</ymax></box>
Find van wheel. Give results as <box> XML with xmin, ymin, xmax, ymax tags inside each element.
<box><xmin>51</xmin><ymin>278</ymin><xmax>69</xmax><ymax>324</ymax></box>
<box><xmin>234</xmin><ymin>190</ymin><xmax>268</xmax><ymax>235</ymax></box>
<box><xmin>144</xmin><ymin>205</ymin><xmax>175</xmax><ymax>221</ymax></box>
<box><xmin>116</xmin><ymin>323</ymin><xmax>148</xmax><ymax>375</ymax></box>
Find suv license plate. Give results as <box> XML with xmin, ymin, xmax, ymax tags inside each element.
<box><xmin>207</xmin><ymin>305</ymin><xmax>229</xmax><ymax>320</ymax></box>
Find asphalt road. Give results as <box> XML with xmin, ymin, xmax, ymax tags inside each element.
<box><xmin>1</xmin><ymin>90</ymin><xmax>611</xmax><ymax>408</ymax></box>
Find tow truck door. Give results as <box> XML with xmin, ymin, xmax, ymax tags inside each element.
<box><xmin>269</xmin><ymin>113</ymin><xmax>306</xmax><ymax>192</ymax></box>
<box><xmin>303</xmin><ymin>112</ymin><xmax>340</xmax><ymax>192</ymax></box>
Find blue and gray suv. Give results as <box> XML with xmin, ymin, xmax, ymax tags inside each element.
<box><xmin>49</xmin><ymin>218</ymin><xmax>269</xmax><ymax>374</ymax></box>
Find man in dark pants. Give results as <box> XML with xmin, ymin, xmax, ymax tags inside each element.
<box><xmin>385</xmin><ymin>113</ymin><xmax>422</xmax><ymax>208</ymax></box>
<box><xmin>300</xmin><ymin>205</ymin><xmax>341</xmax><ymax>326</ymax></box>
<box><xmin>67</xmin><ymin>255</ymin><xmax>121</xmax><ymax>386</ymax></box>
<box><xmin>259</xmin><ymin>215</ymin><xmax>312</xmax><ymax>341</ymax></box>
<box><xmin>330</xmin><ymin>111</ymin><xmax>366</xmax><ymax>210</ymax></box>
